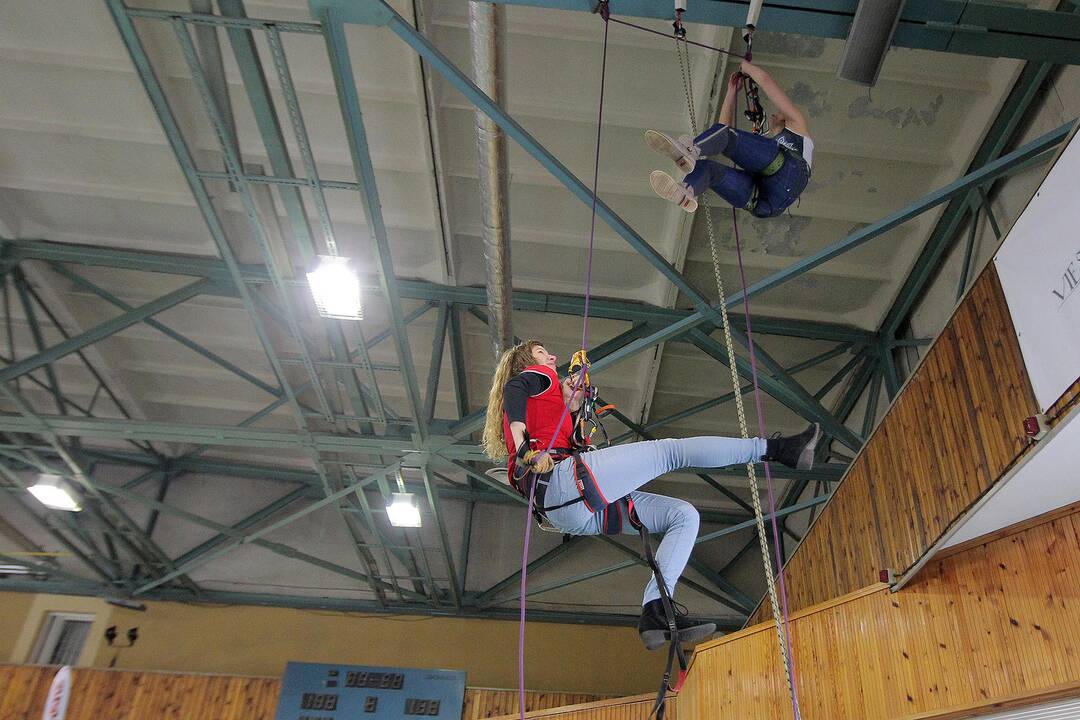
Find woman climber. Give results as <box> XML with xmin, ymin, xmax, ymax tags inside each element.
<box><xmin>647</xmin><ymin>59</ymin><xmax>813</xmax><ymax>218</ymax></box>
<box><xmin>482</xmin><ymin>339</ymin><xmax>821</xmax><ymax>650</ymax></box>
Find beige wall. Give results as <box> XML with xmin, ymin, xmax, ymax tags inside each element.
<box><xmin>0</xmin><ymin>592</ymin><xmax>35</xmax><ymax>662</ymax></box>
<box><xmin>0</xmin><ymin>591</ymin><xmax>665</xmax><ymax>696</ymax></box>
<box><xmin>2</xmin><ymin>592</ymin><xmax>113</xmax><ymax>666</ymax></box>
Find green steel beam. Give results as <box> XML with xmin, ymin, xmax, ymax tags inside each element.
<box><xmin>424</xmin><ymin>304</ymin><xmax>449</xmax><ymax>423</ymax></box>
<box><xmin>458</xmin><ymin>499</ymin><xmax>473</xmax><ymax>591</ymax></box>
<box><xmin>15</xmin><ymin>277</ymin><xmax>159</xmax><ymax>457</ymax></box>
<box><xmin>881</xmin><ymin>61</ymin><xmax>1073</xmax><ymax>338</ymax></box>
<box><xmin>474</xmin><ymin>539</ymin><xmax>583</xmax><ymax>608</ymax></box>
<box><xmin>420</xmin><ymin>467</ymin><xmax>461</xmax><ymax>609</ymax></box>
<box><xmin>320</xmin><ymin>11</ymin><xmax>429</xmax><ymax>441</ymax></box>
<box><xmin>0</xmin><ymin>393</ymin><xmax>201</xmax><ymax>592</ymax></box>
<box><xmin>484</xmin><ymin>0</ymin><xmax>1080</xmax><ymax>65</ymax></box>
<box><xmin>446</xmin><ymin>306</ymin><xmax>471</xmax><ymax>420</ymax></box>
<box><xmin>1</xmin><ymin>238</ymin><xmax>874</xmax><ymax>344</ymax></box>
<box><xmin>0</xmin><ymin>577</ymin><xmax>706</xmax><ymax>628</ymax></box>
<box><xmin>813</xmin><ymin>350</ymin><xmax>867</xmax><ymax>402</ymax></box>
<box><xmin>694</xmin><ymin>494</ymin><xmax>832</xmax><ymax>546</ymax></box>
<box><xmin>0</xmin><ymin>475</ymin><xmax>119</xmax><ymax>584</ymax></box>
<box><xmin>124</xmin><ymin>5</ymin><xmax>322</xmax><ymax>33</ymax></box>
<box><xmin>12</xmin><ymin>270</ymin><xmax>65</xmax><ymax>415</ymax></box>
<box><xmin>51</xmin><ymin>263</ymin><xmax>280</xmax><ymax>399</ymax></box>
<box><xmin>600</xmin><ymin>535</ymin><xmax>751</xmax><ymax>613</ymax></box>
<box><xmin>880</xmin><ymin>336</ymin><xmax>901</xmax><ymax>399</ymax></box>
<box><xmin>956</xmin><ymin>207</ymin><xmax>980</xmax><ymax>302</ymax></box>
<box><xmin>0</xmin><ymin>279</ymin><xmax>212</xmax><ymax>384</ymax></box>
<box><xmin>169</xmin><ymin>17</ymin><xmax>334</xmax><ymax>421</ymax></box>
<box><xmin>0</xmin><ymin>414</ymin><xmax>488</xmax><ymax>460</ymax></box>
<box><xmin>216</xmin><ymin>0</ymin><xmax>385</xmax><ymax>429</ymax></box>
<box><xmin>861</xmin><ymin>370</ymin><xmax>884</xmax><ymax>440</ymax></box>
<box><xmin>167</xmin><ymin>490</ymin><xmax>315</xmax><ymax>569</ymax></box>
<box><xmin>585</xmin><ymin>122</ymin><xmax>1074</xmax><ymax>379</ymax></box>
<box><xmin>623</xmin><ymin>341</ymin><xmax>857</xmax><ymax>440</ymax></box>
<box><xmin>688</xmin><ymin>329</ymin><xmax>863</xmax><ymax>452</ymax></box>
<box><xmin>95</xmin><ymin>479</ymin><xmax>420</xmax><ymax>601</ymax></box>
<box><xmin>130</xmin><ymin>458</ymin><xmax>411</xmax><ymax>596</ymax></box>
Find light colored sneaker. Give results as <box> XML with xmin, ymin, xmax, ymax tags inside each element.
<box><xmin>650</xmin><ymin>170</ymin><xmax>698</xmax><ymax>213</ymax></box>
<box><xmin>645</xmin><ymin>129</ymin><xmax>700</xmax><ymax>173</ymax></box>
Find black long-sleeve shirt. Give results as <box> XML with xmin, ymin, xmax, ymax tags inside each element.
<box><xmin>502</xmin><ymin>369</ymin><xmax>554</xmax><ymax>425</ymax></box>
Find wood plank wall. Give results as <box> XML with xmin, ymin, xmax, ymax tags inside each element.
<box><xmin>750</xmin><ymin>265</ymin><xmax>1040</xmax><ymax>625</ymax></box>
<box><xmin>0</xmin><ymin>665</ymin><xmax>603</xmax><ymax>720</ymax></box>
<box><xmin>682</xmin><ymin>507</ymin><xmax>1080</xmax><ymax>719</ymax></box>
<box><xmin>486</xmin><ymin>693</ymin><xmax>674</xmax><ymax>720</ymax></box>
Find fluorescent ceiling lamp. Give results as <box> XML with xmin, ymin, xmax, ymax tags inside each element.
<box><xmin>28</xmin><ymin>474</ymin><xmax>81</xmax><ymax>512</ymax></box>
<box><xmin>307</xmin><ymin>255</ymin><xmax>363</xmax><ymax>320</ymax></box>
<box><xmin>0</xmin><ymin>564</ymin><xmax>32</xmax><ymax>575</ymax></box>
<box><xmin>386</xmin><ymin>492</ymin><xmax>422</xmax><ymax>528</ymax></box>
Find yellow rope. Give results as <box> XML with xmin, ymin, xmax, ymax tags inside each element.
<box><xmin>674</xmin><ymin>36</ymin><xmax>797</xmax><ymax>710</ymax></box>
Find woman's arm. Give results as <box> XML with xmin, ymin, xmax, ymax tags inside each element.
<box><xmin>740</xmin><ymin>60</ymin><xmax>809</xmax><ymax>136</ymax></box>
<box><xmin>508</xmin><ymin>421</ymin><xmax>527</xmax><ymax>453</ymax></box>
<box><xmin>503</xmin><ymin>371</ymin><xmax>549</xmax><ymax>451</ymax></box>
<box><xmin>717</xmin><ymin>72</ymin><xmax>740</xmax><ymax>126</ymax></box>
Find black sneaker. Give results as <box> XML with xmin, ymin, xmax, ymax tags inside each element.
<box><xmin>637</xmin><ymin>599</ymin><xmax>716</xmax><ymax>651</ymax></box>
<box><xmin>763</xmin><ymin>422</ymin><xmax>821</xmax><ymax>470</ymax></box>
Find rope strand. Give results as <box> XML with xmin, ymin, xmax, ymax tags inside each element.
<box><xmin>518</xmin><ymin>11</ymin><xmax>610</xmax><ymax>720</ymax></box>
<box><xmin>674</xmin><ymin>38</ymin><xmax>803</xmax><ymax>719</ymax></box>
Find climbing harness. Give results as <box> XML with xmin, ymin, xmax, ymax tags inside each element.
<box><xmin>669</xmin><ymin>4</ymin><xmax>803</xmax><ymax>718</ymax></box>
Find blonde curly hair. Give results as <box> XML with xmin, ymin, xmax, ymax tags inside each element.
<box><xmin>481</xmin><ymin>340</ymin><xmax>544</xmax><ymax>461</ymax></box>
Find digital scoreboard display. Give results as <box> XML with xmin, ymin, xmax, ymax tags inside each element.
<box><xmin>274</xmin><ymin>662</ymin><xmax>466</xmax><ymax>720</ymax></box>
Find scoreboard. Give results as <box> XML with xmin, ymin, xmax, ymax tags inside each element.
<box><xmin>274</xmin><ymin>662</ymin><xmax>466</xmax><ymax>720</ymax></box>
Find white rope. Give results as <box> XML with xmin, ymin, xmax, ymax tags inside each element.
<box><xmin>674</xmin><ymin>37</ymin><xmax>798</xmax><ymax>714</ymax></box>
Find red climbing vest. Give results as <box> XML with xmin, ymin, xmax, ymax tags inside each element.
<box><xmin>502</xmin><ymin>364</ymin><xmax>574</xmax><ymax>484</ymax></box>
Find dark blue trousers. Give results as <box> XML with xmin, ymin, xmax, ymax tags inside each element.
<box><xmin>684</xmin><ymin>123</ymin><xmax>810</xmax><ymax>218</ymax></box>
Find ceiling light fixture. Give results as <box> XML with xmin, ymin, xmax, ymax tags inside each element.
<box><xmin>386</xmin><ymin>492</ymin><xmax>422</xmax><ymax>528</ymax></box>
<box><xmin>27</xmin><ymin>474</ymin><xmax>81</xmax><ymax>512</ymax></box>
<box><xmin>0</xmin><ymin>564</ymin><xmax>32</xmax><ymax>575</ymax></box>
<box><xmin>307</xmin><ymin>255</ymin><xmax>362</xmax><ymax>320</ymax></box>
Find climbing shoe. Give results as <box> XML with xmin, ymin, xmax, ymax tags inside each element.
<box><xmin>638</xmin><ymin>598</ymin><xmax>716</xmax><ymax>651</ymax></box>
<box><xmin>644</xmin><ymin>130</ymin><xmax>700</xmax><ymax>173</ymax></box>
<box><xmin>763</xmin><ymin>422</ymin><xmax>822</xmax><ymax>470</ymax></box>
<box><xmin>650</xmin><ymin>170</ymin><xmax>697</xmax><ymax>213</ymax></box>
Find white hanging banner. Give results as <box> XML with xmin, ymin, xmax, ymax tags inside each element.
<box><xmin>41</xmin><ymin>666</ymin><xmax>72</xmax><ymax>720</ymax></box>
<box><xmin>993</xmin><ymin>129</ymin><xmax>1080</xmax><ymax>412</ymax></box>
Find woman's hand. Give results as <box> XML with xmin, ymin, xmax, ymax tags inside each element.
<box><xmin>728</xmin><ymin>71</ymin><xmax>742</xmax><ymax>91</ymax></box>
<box><xmin>561</xmin><ymin>373</ymin><xmax>585</xmax><ymax>412</ymax></box>
<box><xmin>740</xmin><ymin>59</ymin><xmax>766</xmax><ymax>81</ymax></box>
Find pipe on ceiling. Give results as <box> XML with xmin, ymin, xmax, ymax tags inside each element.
<box><xmin>469</xmin><ymin>1</ymin><xmax>514</xmax><ymax>357</ymax></box>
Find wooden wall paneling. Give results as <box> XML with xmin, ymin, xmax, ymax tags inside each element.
<box><xmin>748</xmin><ymin>266</ymin><xmax>1042</xmax><ymax>626</ymax></box>
<box><xmin>483</xmin><ymin>694</ymin><xmax>665</xmax><ymax>720</ymax></box>
<box><xmin>687</xmin><ymin>509</ymin><xmax>1080</xmax><ymax>719</ymax></box>
<box><xmin>0</xmin><ymin>666</ymin><xmax>606</xmax><ymax>720</ymax></box>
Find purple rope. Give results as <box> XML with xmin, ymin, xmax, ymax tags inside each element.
<box><xmin>730</xmin><ymin>90</ymin><xmax>802</xmax><ymax>719</ymax></box>
<box><xmin>517</xmin><ymin>475</ymin><xmax>540</xmax><ymax>719</ymax></box>
<box><xmin>517</xmin><ymin>13</ymin><xmax>610</xmax><ymax>720</ymax></box>
<box><xmin>731</xmin><ymin>208</ymin><xmax>802</xmax><ymax>718</ymax></box>
<box><xmin>580</xmin><ymin>10</ymin><xmax>610</xmax><ymax>351</ymax></box>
